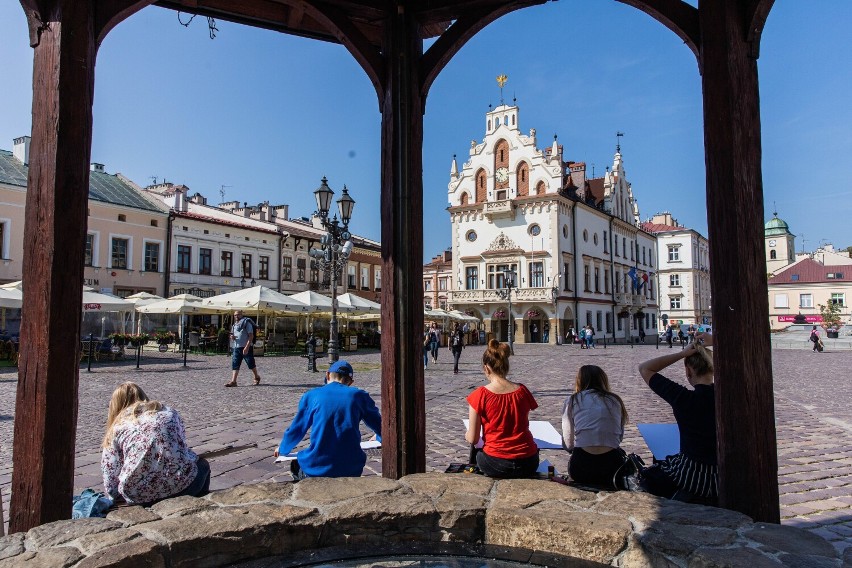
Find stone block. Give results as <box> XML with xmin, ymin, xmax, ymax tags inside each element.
<box><xmin>293</xmin><ymin>476</ymin><xmax>402</xmax><ymax>506</ymax></box>
<box><xmin>0</xmin><ymin>546</ymin><xmax>83</xmax><ymax>568</ymax></box>
<box><xmin>486</xmin><ymin>508</ymin><xmax>631</xmax><ymax>563</ymax></box>
<box><xmin>744</xmin><ymin>523</ymin><xmax>838</xmax><ymax>558</ymax></box>
<box><xmin>0</xmin><ymin>533</ymin><xmax>25</xmax><ymax>561</ymax></box>
<box><xmin>400</xmin><ymin>472</ymin><xmax>495</xmax><ymax>497</ymax></box>
<box><xmin>593</xmin><ymin>492</ymin><xmax>751</xmax><ymax>530</ymax></box>
<box><xmin>491</xmin><ymin>478</ymin><xmax>596</xmax><ymax>509</ymax></box>
<box><xmin>149</xmin><ymin>495</ymin><xmax>215</xmax><ymax>518</ymax></box>
<box><xmin>688</xmin><ymin>546</ymin><xmax>784</xmax><ymax>568</ymax></box>
<box><xmin>75</xmin><ymin>527</ymin><xmax>145</xmax><ymax>555</ymax></box>
<box><xmin>615</xmin><ymin>535</ymin><xmax>679</xmax><ymax>568</ymax></box>
<box><xmin>206</xmin><ymin>482</ymin><xmax>293</xmax><ymax>505</ymax></box>
<box><xmin>323</xmin><ymin>493</ymin><xmax>440</xmax><ymax>546</ymax></box>
<box><xmin>633</xmin><ymin>522</ymin><xmax>737</xmax><ymax>559</ymax></box>
<box><xmin>75</xmin><ymin>538</ymin><xmax>166</xmax><ymax>568</ymax></box>
<box><xmin>25</xmin><ymin>518</ymin><xmax>121</xmax><ymax>549</ymax></box>
<box><xmin>778</xmin><ymin>552</ymin><xmax>841</xmax><ymax>568</ymax></box>
<box><xmin>106</xmin><ymin>505</ymin><xmax>161</xmax><ymax>527</ymax></box>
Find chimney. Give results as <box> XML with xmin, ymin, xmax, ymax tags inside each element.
<box><xmin>90</xmin><ymin>163</ymin><xmax>105</xmax><ymax>173</ymax></box>
<box><xmin>12</xmin><ymin>136</ymin><xmax>30</xmax><ymax>165</ymax></box>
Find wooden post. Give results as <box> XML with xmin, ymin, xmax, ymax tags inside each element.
<box><xmin>379</xmin><ymin>3</ymin><xmax>426</xmax><ymax>478</ymax></box>
<box><xmin>699</xmin><ymin>0</ymin><xmax>779</xmax><ymax>522</ymax></box>
<box><xmin>9</xmin><ymin>0</ymin><xmax>97</xmax><ymax>533</ymax></box>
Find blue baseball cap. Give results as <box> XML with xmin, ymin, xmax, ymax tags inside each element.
<box><xmin>328</xmin><ymin>360</ymin><xmax>354</xmax><ymax>378</ymax></box>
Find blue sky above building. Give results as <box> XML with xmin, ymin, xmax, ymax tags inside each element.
<box><xmin>0</xmin><ymin>1</ymin><xmax>849</xmax><ymax>260</ymax></box>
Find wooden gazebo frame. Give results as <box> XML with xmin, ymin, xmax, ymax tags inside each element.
<box><xmin>11</xmin><ymin>0</ymin><xmax>777</xmax><ymax>533</ymax></box>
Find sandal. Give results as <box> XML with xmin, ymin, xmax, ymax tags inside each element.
<box><xmin>224</xmin><ymin>381</ymin><xmax>237</xmax><ymax>387</ymax></box>
<box><xmin>253</xmin><ymin>376</ymin><xmax>261</xmax><ymax>385</ymax></box>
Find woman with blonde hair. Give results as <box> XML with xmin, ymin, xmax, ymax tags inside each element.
<box><xmin>102</xmin><ymin>382</ymin><xmax>209</xmax><ymax>505</ymax></box>
<box><xmin>637</xmin><ymin>332</ymin><xmax>717</xmax><ymax>502</ymax></box>
<box><xmin>561</xmin><ymin>365</ymin><xmax>629</xmax><ymax>487</ymax></box>
<box><xmin>465</xmin><ymin>339</ymin><xmax>539</xmax><ymax>478</ymax></box>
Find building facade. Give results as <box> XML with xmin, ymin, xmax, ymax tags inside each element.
<box><xmin>765</xmin><ymin>213</ymin><xmax>796</xmax><ymax>277</ymax></box>
<box><xmin>768</xmin><ymin>258</ymin><xmax>851</xmax><ymax>329</ymax></box>
<box><xmin>642</xmin><ymin>212</ymin><xmax>711</xmax><ymax>330</ymax></box>
<box><xmin>1</xmin><ymin>137</ymin><xmax>168</xmax><ymax>296</ymax></box>
<box><xmin>445</xmin><ymin>103</ymin><xmax>658</xmax><ymax>344</ymax></box>
<box><xmin>423</xmin><ymin>249</ymin><xmax>452</xmax><ymax>310</ymax></box>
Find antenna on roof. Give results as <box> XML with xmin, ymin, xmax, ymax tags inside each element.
<box><xmin>773</xmin><ymin>201</ymin><xmax>778</xmax><ymax>217</ymax></box>
<box><xmin>798</xmin><ymin>234</ymin><xmax>807</xmax><ymax>254</ymax></box>
<box><xmin>150</xmin><ymin>176</ymin><xmax>158</xmax><ymax>185</ymax></box>
<box><xmin>616</xmin><ymin>131</ymin><xmax>625</xmax><ymax>153</ymax></box>
<box><xmin>220</xmin><ymin>184</ymin><xmax>232</xmax><ymax>203</ymax></box>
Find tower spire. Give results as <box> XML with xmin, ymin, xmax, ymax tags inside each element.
<box><xmin>450</xmin><ymin>154</ymin><xmax>458</xmax><ymax>177</ymax></box>
<box><xmin>496</xmin><ymin>74</ymin><xmax>508</xmax><ymax>106</ymax></box>
<box><xmin>616</xmin><ymin>131</ymin><xmax>625</xmax><ymax>153</ymax></box>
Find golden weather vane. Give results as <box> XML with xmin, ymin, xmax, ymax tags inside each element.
<box><xmin>496</xmin><ymin>74</ymin><xmax>508</xmax><ymax>105</ymax></box>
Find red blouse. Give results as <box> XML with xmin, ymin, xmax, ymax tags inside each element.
<box><xmin>467</xmin><ymin>384</ymin><xmax>538</xmax><ymax>459</ymax></box>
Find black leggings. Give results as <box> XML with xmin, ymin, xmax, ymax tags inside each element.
<box><xmin>568</xmin><ymin>447</ymin><xmax>626</xmax><ymax>487</ymax></box>
<box><xmin>476</xmin><ymin>450</ymin><xmax>539</xmax><ymax>479</ymax></box>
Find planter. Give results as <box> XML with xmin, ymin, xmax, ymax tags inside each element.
<box><xmin>827</xmin><ymin>330</ymin><xmax>839</xmax><ymax>339</ymax></box>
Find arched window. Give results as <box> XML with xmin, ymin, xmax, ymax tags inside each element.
<box><xmin>487</xmin><ymin>119</ymin><xmax>491</xmax><ymax>130</ymax></box>
<box><xmin>495</xmin><ymin>117</ymin><xmax>500</xmax><ymax>127</ymax></box>
<box><xmin>460</xmin><ymin>193</ymin><xmax>469</xmax><ymax>206</ymax></box>
<box><xmin>512</xmin><ymin>114</ymin><xmax>516</xmax><ymax>126</ymax></box>
<box><xmin>770</xmin><ymin>249</ymin><xmax>777</xmax><ymax>260</ymax></box>
<box><xmin>516</xmin><ymin>162</ymin><xmax>529</xmax><ymax>196</ymax></box>
<box><xmin>475</xmin><ymin>169</ymin><xmax>487</xmax><ymax>203</ymax></box>
<box><xmin>535</xmin><ymin>181</ymin><xmax>546</xmax><ymax>195</ymax></box>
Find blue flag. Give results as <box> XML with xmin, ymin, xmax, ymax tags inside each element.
<box><xmin>627</xmin><ymin>267</ymin><xmax>638</xmax><ymax>291</ymax></box>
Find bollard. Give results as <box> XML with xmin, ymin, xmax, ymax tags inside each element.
<box><xmin>183</xmin><ymin>330</ymin><xmax>188</xmax><ymax>368</ymax></box>
<box><xmin>87</xmin><ymin>333</ymin><xmax>94</xmax><ymax>372</ymax></box>
<box><xmin>136</xmin><ymin>343</ymin><xmax>142</xmax><ymax>369</ymax></box>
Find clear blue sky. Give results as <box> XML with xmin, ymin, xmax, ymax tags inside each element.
<box><xmin>1</xmin><ymin>1</ymin><xmax>849</xmax><ymax>260</ymax></box>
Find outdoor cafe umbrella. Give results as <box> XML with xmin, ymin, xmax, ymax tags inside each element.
<box><xmin>448</xmin><ymin>310</ymin><xmax>480</xmax><ymax>323</ymax></box>
<box><xmin>137</xmin><ymin>293</ymin><xmax>222</xmax><ymax>340</ymax></box>
<box><xmin>0</xmin><ymin>287</ymin><xmax>22</xmax><ymax>309</ymax></box>
<box><xmin>125</xmin><ymin>291</ymin><xmax>164</xmax><ymax>333</ymax></box>
<box><xmin>204</xmin><ymin>286</ymin><xmax>315</xmax><ymax>315</ymax></box>
<box><xmin>336</xmin><ymin>292</ymin><xmax>381</xmax><ymax>315</ymax></box>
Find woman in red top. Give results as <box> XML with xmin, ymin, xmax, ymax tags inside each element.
<box><xmin>465</xmin><ymin>339</ymin><xmax>539</xmax><ymax>478</ymax></box>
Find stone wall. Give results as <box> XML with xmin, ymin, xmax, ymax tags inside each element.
<box><xmin>0</xmin><ymin>474</ymin><xmax>845</xmax><ymax>567</ymax></box>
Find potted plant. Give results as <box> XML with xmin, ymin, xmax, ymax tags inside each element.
<box><xmin>154</xmin><ymin>330</ymin><xmax>175</xmax><ymax>345</ymax></box>
<box><xmin>108</xmin><ymin>333</ymin><xmax>128</xmax><ymax>347</ymax></box>
<box><xmin>493</xmin><ymin>309</ymin><xmax>507</xmax><ymax>319</ymax></box>
<box><xmin>617</xmin><ymin>309</ymin><xmax>630</xmax><ymax>319</ymax></box>
<box><xmin>819</xmin><ymin>302</ymin><xmax>842</xmax><ymax>339</ymax></box>
<box><xmin>128</xmin><ymin>333</ymin><xmax>149</xmax><ymax>348</ymax></box>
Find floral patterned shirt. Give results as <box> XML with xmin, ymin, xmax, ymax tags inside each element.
<box><xmin>101</xmin><ymin>406</ymin><xmax>198</xmax><ymax>504</ymax></box>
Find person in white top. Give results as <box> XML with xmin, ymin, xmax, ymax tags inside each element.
<box><xmin>561</xmin><ymin>365</ymin><xmax>628</xmax><ymax>487</ymax></box>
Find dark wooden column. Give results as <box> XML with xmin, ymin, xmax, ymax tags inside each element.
<box><xmin>699</xmin><ymin>0</ymin><xmax>779</xmax><ymax>523</ymax></box>
<box><xmin>379</xmin><ymin>3</ymin><xmax>426</xmax><ymax>478</ymax></box>
<box><xmin>9</xmin><ymin>0</ymin><xmax>97</xmax><ymax>533</ymax></box>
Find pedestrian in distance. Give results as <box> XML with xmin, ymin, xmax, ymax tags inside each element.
<box><xmin>428</xmin><ymin>322</ymin><xmax>440</xmax><ymax>364</ymax></box>
<box><xmin>102</xmin><ymin>382</ymin><xmax>210</xmax><ymax>506</ymax></box>
<box><xmin>579</xmin><ymin>326</ymin><xmax>587</xmax><ymax>349</ymax></box>
<box><xmin>423</xmin><ymin>329</ymin><xmax>430</xmax><ymax>368</ymax></box>
<box><xmin>665</xmin><ymin>325</ymin><xmax>673</xmax><ymax>348</ymax></box>
<box><xmin>450</xmin><ymin>322</ymin><xmax>465</xmax><ymax>374</ymax></box>
<box><xmin>687</xmin><ymin>324</ymin><xmax>696</xmax><ymax>345</ymax></box>
<box><xmin>586</xmin><ymin>325</ymin><xmax>596</xmax><ymax>349</ymax></box>
<box><xmin>638</xmin><ymin>327</ymin><xmax>646</xmax><ymax>344</ymax></box>
<box><xmin>810</xmin><ymin>325</ymin><xmax>823</xmax><ymax>352</ymax></box>
<box><xmin>224</xmin><ymin>309</ymin><xmax>261</xmax><ymax>387</ymax></box>
<box><xmin>465</xmin><ymin>339</ymin><xmax>539</xmax><ymax>478</ymax></box>
<box><xmin>637</xmin><ymin>332</ymin><xmax>718</xmax><ymax>504</ymax></box>
<box><xmin>562</xmin><ymin>365</ymin><xmax>629</xmax><ymax>487</ymax></box>
<box><xmin>566</xmin><ymin>327</ymin><xmax>575</xmax><ymax>347</ymax></box>
<box><xmin>275</xmin><ymin>360</ymin><xmax>381</xmax><ymax>480</ymax></box>
<box><xmin>543</xmin><ymin>322</ymin><xmax>550</xmax><ymax>343</ymax></box>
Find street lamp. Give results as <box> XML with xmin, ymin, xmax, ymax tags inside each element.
<box><xmin>310</xmin><ymin>177</ymin><xmax>355</xmax><ymax>363</ymax></box>
<box><xmin>551</xmin><ymin>273</ymin><xmax>562</xmax><ymax>345</ymax></box>
<box><xmin>495</xmin><ymin>268</ymin><xmax>517</xmax><ymax>354</ymax></box>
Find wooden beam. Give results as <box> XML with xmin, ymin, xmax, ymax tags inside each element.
<box><xmin>615</xmin><ymin>0</ymin><xmax>700</xmax><ymax>61</ymax></box>
<box><xmin>698</xmin><ymin>0</ymin><xmax>779</xmax><ymax>523</ymax></box>
<box><xmin>299</xmin><ymin>0</ymin><xmax>385</xmax><ymax>107</ymax></box>
<box><xmin>744</xmin><ymin>0</ymin><xmax>774</xmax><ymax>58</ymax></box>
<box><xmin>9</xmin><ymin>0</ymin><xmax>97</xmax><ymax>533</ymax></box>
<box><xmin>94</xmin><ymin>0</ymin><xmax>158</xmax><ymax>44</ymax></box>
<box><xmin>379</xmin><ymin>2</ymin><xmax>426</xmax><ymax>479</ymax></box>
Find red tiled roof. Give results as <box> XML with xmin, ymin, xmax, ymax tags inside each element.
<box><xmin>641</xmin><ymin>222</ymin><xmax>682</xmax><ymax>233</ymax></box>
<box><xmin>174</xmin><ymin>211</ymin><xmax>281</xmax><ymax>235</ymax></box>
<box><xmin>768</xmin><ymin>258</ymin><xmax>849</xmax><ymax>284</ymax></box>
<box><xmin>586</xmin><ymin>178</ymin><xmax>605</xmax><ymax>203</ymax></box>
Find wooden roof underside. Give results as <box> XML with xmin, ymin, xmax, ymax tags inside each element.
<box><xmin>154</xmin><ymin>0</ymin><xmax>549</xmax><ymax>47</ymax></box>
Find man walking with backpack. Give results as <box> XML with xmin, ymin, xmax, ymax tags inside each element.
<box><xmin>450</xmin><ymin>323</ymin><xmax>465</xmax><ymax>374</ymax></box>
<box><xmin>225</xmin><ymin>310</ymin><xmax>262</xmax><ymax>387</ymax></box>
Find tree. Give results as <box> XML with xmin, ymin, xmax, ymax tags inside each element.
<box><xmin>818</xmin><ymin>301</ymin><xmax>842</xmax><ymax>331</ymax></box>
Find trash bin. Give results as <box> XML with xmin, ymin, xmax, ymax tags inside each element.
<box><xmin>345</xmin><ymin>335</ymin><xmax>358</xmax><ymax>351</ymax></box>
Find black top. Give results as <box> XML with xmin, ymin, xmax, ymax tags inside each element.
<box><xmin>649</xmin><ymin>373</ymin><xmax>716</xmax><ymax>465</ymax></box>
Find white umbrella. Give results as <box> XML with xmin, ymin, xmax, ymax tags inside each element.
<box><xmin>448</xmin><ymin>309</ymin><xmax>480</xmax><ymax>323</ymax></box>
<box><xmin>0</xmin><ymin>281</ymin><xmax>22</xmax><ymax>290</ymax></box>
<box><xmin>125</xmin><ymin>292</ymin><xmax>165</xmax><ymax>333</ymax></box>
<box><xmin>287</xmin><ymin>290</ymin><xmax>357</xmax><ymax>313</ymax></box>
<box><xmin>205</xmin><ymin>286</ymin><xmax>314</xmax><ymax>314</ymax></box>
<box><xmin>0</xmin><ymin>287</ymin><xmax>22</xmax><ymax>309</ymax></box>
<box><xmin>336</xmin><ymin>293</ymin><xmax>381</xmax><ymax>315</ymax></box>
<box><xmin>137</xmin><ymin>294</ymin><xmax>220</xmax><ymax>315</ymax></box>
<box><xmin>82</xmin><ymin>289</ymin><xmax>135</xmax><ymax>312</ymax></box>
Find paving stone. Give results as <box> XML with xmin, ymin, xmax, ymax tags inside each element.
<box><xmin>744</xmin><ymin>523</ymin><xmax>838</xmax><ymax>558</ymax></box>
<box><xmin>688</xmin><ymin>546</ymin><xmax>784</xmax><ymax>568</ymax></box>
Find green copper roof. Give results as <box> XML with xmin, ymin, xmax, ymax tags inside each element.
<box><xmin>0</xmin><ymin>149</ymin><xmax>163</xmax><ymax>213</ymax></box>
<box><xmin>764</xmin><ymin>215</ymin><xmax>792</xmax><ymax>237</ymax></box>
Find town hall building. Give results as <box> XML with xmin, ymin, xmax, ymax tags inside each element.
<box><xmin>446</xmin><ymin>102</ymin><xmax>658</xmax><ymax>344</ymax></box>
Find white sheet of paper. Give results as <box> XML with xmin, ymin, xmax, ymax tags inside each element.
<box><xmin>463</xmin><ymin>420</ymin><xmax>562</xmax><ymax>450</ymax></box>
<box><xmin>274</xmin><ymin>440</ymin><xmax>382</xmax><ymax>463</ymax></box>
<box><xmin>536</xmin><ymin>459</ymin><xmax>555</xmax><ymax>475</ymax></box>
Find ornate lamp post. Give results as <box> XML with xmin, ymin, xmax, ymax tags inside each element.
<box><xmin>309</xmin><ymin>177</ymin><xmax>355</xmax><ymax>363</ymax></box>
<box><xmin>495</xmin><ymin>267</ymin><xmax>517</xmax><ymax>354</ymax></box>
<box><xmin>551</xmin><ymin>273</ymin><xmax>562</xmax><ymax>345</ymax></box>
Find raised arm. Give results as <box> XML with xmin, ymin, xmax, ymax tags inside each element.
<box><xmin>638</xmin><ymin>332</ymin><xmax>712</xmax><ymax>384</ymax></box>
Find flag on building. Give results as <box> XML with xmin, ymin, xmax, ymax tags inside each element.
<box><xmin>628</xmin><ymin>267</ymin><xmax>638</xmax><ymax>290</ymax></box>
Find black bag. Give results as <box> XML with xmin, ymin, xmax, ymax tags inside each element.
<box><xmin>612</xmin><ymin>451</ymin><xmax>645</xmax><ymax>490</ymax></box>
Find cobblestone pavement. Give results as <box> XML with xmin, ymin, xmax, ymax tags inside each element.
<box><xmin>1</xmin><ymin>344</ymin><xmax>851</xmax><ymax>551</ymax></box>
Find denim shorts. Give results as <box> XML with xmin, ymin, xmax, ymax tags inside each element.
<box><xmin>231</xmin><ymin>346</ymin><xmax>256</xmax><ymax>370</ymax></box>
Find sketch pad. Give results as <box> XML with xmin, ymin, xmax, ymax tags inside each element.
<box><xmin>463</xmin><ymin>420</ymin><xmax>562</xmax><ymax>450</ymax></box>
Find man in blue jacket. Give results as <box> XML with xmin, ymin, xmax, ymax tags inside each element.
<box><xmin>275</xmin><ymin>360</ymin><xmax>381</xmax><ymax>479</ymax></box>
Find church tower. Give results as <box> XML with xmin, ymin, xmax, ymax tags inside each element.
<box><xmin>764</xmin><ymin>212</ymin><xmax>795</xmax><ymax>276</ymax></box>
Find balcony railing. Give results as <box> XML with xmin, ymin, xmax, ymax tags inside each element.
<box><xmin>448</xmin><ymin>287</ymin><xmax>554</xmax><ymax>304</ymax></box>
<box><xmin>483</xmin><ymin>199</ymin><xmax>515</xmax><ymax>221</ymax></box>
